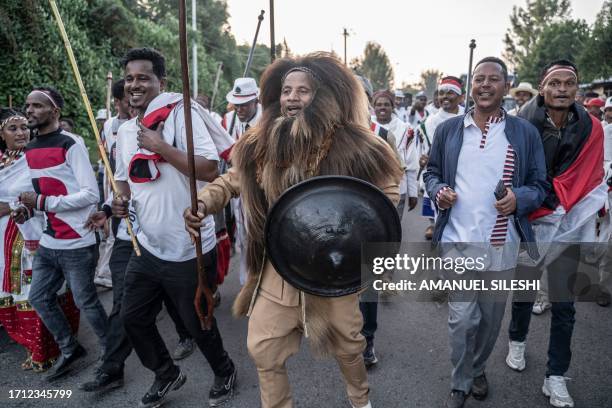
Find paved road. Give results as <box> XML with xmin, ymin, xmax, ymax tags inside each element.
<box><xmin>1</xmin><ymin>199</ymin><xmax>611</xmax><ymax>408</ymax></box>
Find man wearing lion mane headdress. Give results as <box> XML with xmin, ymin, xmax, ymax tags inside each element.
<box><xmin>185</xmin><ymin>53</ymin><xmax>403</xmax><ymax>408</ymax></box>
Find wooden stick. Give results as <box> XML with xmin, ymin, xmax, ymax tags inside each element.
<box><xmin>105</xmin><ymin>71</ymin><xmax>112</xmax><ymax>121</ymax></box>
<box><xmin>210</xmin><ymin>62</ymin><xmax>223</xmax><ymax>111</ymax></box>
<box><xmin>178</xmin><ymin>0</ymin><xmax>215</xmax><ymax>330</ymax></box>
<box><xmin>48</xmin><ymin>0</ymin><xmax>140</xmax><ymax>256</ymax></box>
<box><xmin>228</xmin><ymin>10</ymin><xmax>265</xmax><ymax>136</ymax></box>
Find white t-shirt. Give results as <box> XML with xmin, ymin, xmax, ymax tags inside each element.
<box><xmin>115</xmin><ymin>105</ymin><xmax>218</xmax><ymax>262</ymax></box>
<box><xmin>441</xmin><ymin>114</ymin><xmax>520</xmax><ymax>271</ymax></box>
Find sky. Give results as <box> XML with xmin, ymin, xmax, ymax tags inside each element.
<box><xmin>225</xmin><ymin>0</ymin><xmax>604</xmax><ymax>87</ymax></box>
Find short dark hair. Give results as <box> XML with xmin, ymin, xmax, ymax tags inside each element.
<box><xmin>474</xmin><ymin>57</ymin><xmax>508</xmax><ymax>82</ymax></box>
<box><xmin>538</xmin><ymin>59</ymin><xmax>578</xmax><ymax>85</ymax></box>
<box><xmin>112</xmin><ymin>79</ymin><xmax>126</xmax><ymax>100</ymax></box>
<box><xmin>32</xmin><ymin>86</ymin><xmax>65</xmax><ymax>109</ymax></box>
<box><xmin>121</xmin><ymin>47</ymin><xmax>166</xmax><ymax>79</ymax></box>
<box><xmin>59</xmin><ymin>117</ymin><xmax>75</xmax><ymax>128</ymax></box>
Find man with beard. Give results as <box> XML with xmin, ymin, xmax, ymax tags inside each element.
<box><xmin>185</xmin><ymin>53</ymin><xmax>403</xmax><ymax>408</ymax></box>
<box><xmin>111</xmin><ymin>48</ymin><xmax>236</xmax><ymax>408</ymax></box>
<box><xmin>14</xmin><ymin>87</ymin><xmax>107</xmax><ymax>381</ymax></box>
<box><xmin>371</xmin><ymin>90</ymin><xmax>418</xmax><ymax>219</ymax></box>
<box><xmin>408</xmin><ymin>91</ymin><xmax>429</xmax><ymax>128</ymax></box>
<box><xmin>419</xmin><ymin>77</ymin><xmax>465</xmax><ymax>240</ymax></box>
<box><xmin>505</xmin><ymin>60</ymin><xmax>607</xmax><ymax>408</ymax></box>
<box><xmin>424</xmin><ymin>57</ymin><xmax>547</xmax><ymax>408</ymax></box>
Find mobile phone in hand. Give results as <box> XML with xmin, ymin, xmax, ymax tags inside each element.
<box><xmin>494</xmin><ymin>179</ymin><xmax>507</xmax><ymax>201</ymax></box>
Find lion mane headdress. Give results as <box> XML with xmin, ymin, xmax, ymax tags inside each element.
<box><xmin>230</xmin><ymin>53</ymin><xmax>402</xmax><ymax>351</ymax></box>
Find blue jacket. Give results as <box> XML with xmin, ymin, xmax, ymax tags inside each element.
<box><xmin>423</xmin><ymin>112</ymin><xmax>548</xmax><ymax>259</ymax></box>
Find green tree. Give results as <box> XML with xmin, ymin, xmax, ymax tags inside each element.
<box><xmin>578</xmin><ymin>1</ymin><xmax>612</xmax><ymax>82</ymax></box>
<box><xmin>516</xmin><ymin>20</ymin><xmax>590</xmax><ymax>84</ymax></box>
<box><xmin>350</xmin><ymin>42</ymin><xmax>394</xmax><ymax>90</ymax></box>
<box><xmin>503</xmin><ymin>0</ymin><xmax>572</xmax><ymax>69</ymax></box>
<box><xmin>419</xmin><ymin>69</ymin><xmax>442</xmax><ymax>100</ymax></box>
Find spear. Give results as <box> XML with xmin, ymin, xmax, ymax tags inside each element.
<box><xmin>465</xmin><ymin>39</ymin><xmax>477</xmax><ymax>110</ymax></box>
<box><xmin>48</xmin><ymin>0</ymin><xmax>141</xmax><ymax>256</ymax></box>
<box><xmin>105</xmin><ymin>71</ymin><xmax>112</xmax><ymax>122</ymax></box>
<box><xmin>178</xmin><ymin>0</ymin><xmax>215</xmax><ymax>330</ymax></box>
<box><xmin>228</xmin><ymin>10</ymin><xmax>265</xmax><ymax>136</ymax></box>
<box><xmin>269</xmin><ymin>0</ymin><xmax>276</xmax><ymax>63</ymax></box>
<box><xmin>210</xmin><ymin>62</ymin><xmax>223</xmax><ymax>112</ymax></box>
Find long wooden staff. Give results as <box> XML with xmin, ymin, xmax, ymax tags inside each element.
<box><xmin>48</xmin><ymin>0</ymin><xmax>141</xmax><ymax>256</ymax></box>
<box><xmin>228</xmin><ymin>10</ymin><xmax>265</xmax><ymax>136</ymax></box>
<box><xmin>465</xmin><ymin>39</ymin><xmax>476</xmax><ymax>110</ymax></box>
<box><xmin>269</xmin><ymin>0</ymin><xmax>276</xmax><ymax>63</ymax></box>
<box><xmin>178</xmin><ymin>0</ymin><xmax>215</xmax><ymax>330</ymax></box>
<box><xmin>210</xmin><ymin>62</ymin><xmax>223</xmax><ymax>111</ymax></box>
<box><xmin>105</xmin><ymin>71</ymin><xmax>112</xmax><ymax>122</ymax></box>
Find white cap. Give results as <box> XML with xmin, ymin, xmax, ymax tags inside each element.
<box><xmin>226</xmin><ymin>78</ymin><xmax>259</xmax><ymax>105</ymax></box>
<box><xmin>394</xmin><ymin>90</ymin><xmax>404</xmax><ymax>98</ymax></box>
<box><xmin>605</xmin><ymin>96</ymin><xmax>612</xmax><ymax>110</ymax></box>
<box><xmin>96</xmin><ymin>109</ymin><xmax>109</xmax><ymax>120</ymax></box>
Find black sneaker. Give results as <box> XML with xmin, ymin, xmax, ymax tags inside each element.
<box><xmin>471</xmin><ymin>373</ymin><xmax>488</xmax><ymax>400</ymax></box>
<box><xmin>79</xmin><ymin>370</ymin><xmax>124</xmax><ymax>392</ymax></box>
<box><xmin>46</xmin><ymin>344</ymin><xmax>88</xmax><ymax>382</ymax></box>
<box><xmin>208</xmin><ymin>366</ymin><xmax>236</xmax><ymax>407</ymax></box>
<box><xmin>172</xmin><ymin>338</ymin><xmax>195</xmax><ymax>360</ymax></box>
<box><xmin>139</xmin><ymin>370</ymin><xmax>186</xmax><ymax>408</ymax></box>
<box><xmin>445</xmin><ymin>390</ymin><xmax>468</xmax><ymax>408</ymax></box>
<box><xmin>363</xmin><ymin>339</ymin><xmax>378</xmax><ymax>368</ymax></box>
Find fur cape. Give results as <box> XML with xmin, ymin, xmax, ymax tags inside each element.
<box><xmin>230</xmin><ymin>54</ymin><xmax>403</xmax><ymax>355</ymax></box>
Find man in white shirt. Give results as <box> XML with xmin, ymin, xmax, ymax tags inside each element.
<box><xmin>111</xmin><ymin>48</ymin><xmax>236</xmax><ymax>408</ymax></box>
<box><xmin>419</xmin><ymin>77</ymin><xmax>466</xmax><ymax>240</ymax></box>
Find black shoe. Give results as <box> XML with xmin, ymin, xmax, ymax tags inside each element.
<box><xmin>445</xmin><ymin>390</ymin><xmax>468</xmax><ymax>408</ymax></box>
<box><xmin>46</xmin><ymin>344</ymin><xmax>87</xmax><ymax>382</ymax></box>
<box><xmin>208</xmin><ymin>365</ymin><xmax>236</xmax><ymax>407</ymax></box>
<box><xmin>79</xmin><ymin>370</ymin><xmax>124</xmax><ymax>392</ymax></box>
<box><xmin>471</xmin><ymin>373</ymin><xmax>488</xmax><ymax>400</ymax></box>
<box><xmin>139</xmin><ymin>370</ymin><xmax>186</xmax><ymax>408</ymax></box>
<box><xmin>363</xmin><ymin>339</ymin><xmax>378</xmax><ymax>368</ymax></box>
<box><xmin>597</xmin><ymin>289</ymin><xmax>611</xmax><ymax>307</ymax></box>
<box><xmin>172</xmin><ymin>338</ymin><xmax>195</xmax><ymax>360</ymax></box>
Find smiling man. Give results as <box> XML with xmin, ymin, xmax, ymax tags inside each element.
<box><xmin>506</xmin><ymin>60</ymin><xmax>607</xmax><ymax>408</ymax></box>
<box><xmin>185</xmin><ymin>53</ymin><xmax>403</xmax><ymax>408</ymax></box>
<box><xmin>424</xmin><ymin>57</ymin><xmax>547</xmax><ymax>408</ymax></box>
<box><xmin>419</xmin><ymin>76</ymin><xmax>465</xmax><ymax>240</ymax></box>
<box><xmin>110</xmin><ymin>48</ymin><xmax>236</xmax><ymax>408</ymax></box>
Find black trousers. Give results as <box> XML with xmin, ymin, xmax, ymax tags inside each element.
<box><xmin>100</xmin><ymin>239</ymin><xmax>134</xmax><ymax>375</ymax></box>
<box><xmin>509</xmin><ymin>245</ymin><xmax>578</xmax><ymax>376</ymax></box>
<box><xmin>121</xmin><ymin>244</ymin><xmax>233</xmax><ymax>381</ymax></box>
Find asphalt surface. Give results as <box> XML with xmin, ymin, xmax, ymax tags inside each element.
<box><xmin>1</xmin><ymin>199</ymin><xmax>611</xmax><ymax>408</ymax></box>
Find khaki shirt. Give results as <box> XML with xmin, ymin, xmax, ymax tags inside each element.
<box><xmin>198</xmin><ymin>166</ymin><xmax>400</xmax><ymax>306</ymax></box>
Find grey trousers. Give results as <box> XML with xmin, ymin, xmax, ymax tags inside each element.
<box><xmin>447</xmin><ymin>269</ymin><xmax>512</xmax><ymax>392</ymax></box>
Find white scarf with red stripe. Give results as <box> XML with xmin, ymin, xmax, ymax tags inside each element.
<box><xmin>519</xmin><ymin>116</ymin><xmax>607</xmax><ymax>266</ymax></box>
<box><xmin>129</xmin><ymin>93</ymin><xmax>234</xmax><ymax>183</ymax></box>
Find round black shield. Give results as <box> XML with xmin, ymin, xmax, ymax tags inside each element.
<box><xmin>265</xmin><ymin>175</ymin><xmax>402</xmax><ymax>297</ymax></box>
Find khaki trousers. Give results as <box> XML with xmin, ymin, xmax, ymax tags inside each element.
<box><xmin>247</xmin><ymin>293</ymin><xmax>369</xmax><ymax>408</ymax></box>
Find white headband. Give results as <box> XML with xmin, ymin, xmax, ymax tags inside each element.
<box><xmin>541</xmin><ymin>67</ymin><xmax>578</xmax><ymax>86</ymax></box>
<box><xmin>438</xmin><ymin>83</ymin><xmax>462</xmax><ymax>95</ymax></box>
<box><xmin>30</xmin><ymin>90</ymin><xmax>59</xmax><ymax>108</ymax></box>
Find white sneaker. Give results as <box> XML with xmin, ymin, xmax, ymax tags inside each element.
<box><xmin>352</xmin><ymin>401</ymin><xmax>372</xmax><ymax>408</ymax></box>
<box><xmin>542</xmin><ymin>376</ymin><xmax>574</xmax><ymax>407</ymax></box>
<box><xmin>532</xmin><ymin>298</ymin><xmax>551</xmax><ymax>315</ymax></box>
<box><xmin>506</xmin><ymin>341</ymin><xmax>526</xmax><ymax>371</ymax></box>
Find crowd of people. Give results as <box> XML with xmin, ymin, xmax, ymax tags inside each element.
<box><xmin>0</xmin><ymin>45</ymin><xmax>611</xmax><ymax>408</ymax></box>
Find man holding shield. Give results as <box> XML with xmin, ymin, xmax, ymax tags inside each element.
<box><xmin>185</xmin><ymin>53</ymin><xmax>403</xmax><ymax>408</ymax></box>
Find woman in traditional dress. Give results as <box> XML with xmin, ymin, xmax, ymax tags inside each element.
<box><xmin>0</xmin><ymin>108</ymin><xmax>79</xmax><ymax>372</ymax></box>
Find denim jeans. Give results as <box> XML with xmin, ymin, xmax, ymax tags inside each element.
<box><xmin>29</xmin><ymin>244</ymin><xmax>108</xmax><ymax>356</ymax></box>
<box><xmin>359</xmin><ymin>287</ymin><xmax>378</xmax><ymax>342</ymax></box>
<box><xmin>509</xmin><ymin>245</ymin><xmax>579</xmax><ymax>376</ymax></box>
